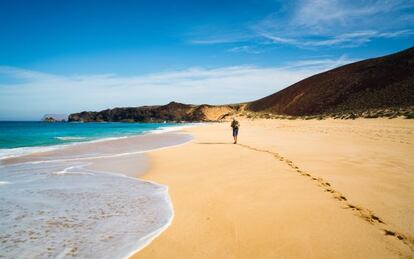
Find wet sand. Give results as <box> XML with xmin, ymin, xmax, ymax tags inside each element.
<box><xmin>133</xmin><ymin>118</ymin><xmax>414</xmax><ymax>258</ymax></box>
<box><xmin>0</xmin><ymin>131</ymin><xmax>193</xmax><ymax>258</ymax></box>
<box><xmin>3</xmin><ymin>132</ymin><xmax>192</xmax><ymax>177</ymax></box>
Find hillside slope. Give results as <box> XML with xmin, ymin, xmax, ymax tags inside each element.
<box><xmin>68</xmin><ymin>102</ymin><xmax>240</xmax><ymax>122</ymax></box>
<box><xmin>247</xmin><ymin>47</ymin><xmax>414</xmax><ymax>116</ymax></box>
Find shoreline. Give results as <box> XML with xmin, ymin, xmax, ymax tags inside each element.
<box><xmin>1</xmin><ymin>124</ymin><xmax>195</xmax><ymax>165</ymax></box>
<box><xmin>0</xmin><ymin>123</ymin><xmax>197</xmax><ymax>161</ymax></box>
<box><xmin>0</xmin><ymin>126</ymin><xmax>194</xmax><ymax>258</ymax></box>
<box><xmin>132</xmin><ymin>118</ymin><xmax>414</xmax><ymax>258</ymax></box>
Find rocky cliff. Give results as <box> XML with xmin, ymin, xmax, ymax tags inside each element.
<box><xmin>68</xmin><ymin>102</ymin><xmax>241</xmax><ymax>122</ymax></box>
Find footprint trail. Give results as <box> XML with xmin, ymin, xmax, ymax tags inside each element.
<box><xmin>237</xmin><ymin>143</ymin><xmax>414</xmax><ymax>252</ymax></box>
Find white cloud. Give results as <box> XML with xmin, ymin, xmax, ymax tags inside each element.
<box><xmin>189</xmin><ymin>33</ymin><xmax>252</xmax><ymax>45</ymax></box>
<box><xmin>291</xmin><ymin>0</ymin><xmax>414</xmax><ymax>32</ymax></box>
<box><xmin>227</xmin><ymin>45</ymin><xmax>263</xmax><ymax>54</ymax></box>
<box><xmin>191</xmin><ymin>0</ymin><xmax>414</xmax><ymax>49</ymax></box>
<box><xmin>254</xmin><ymin>0</ymin><xmax>414</xmax><ymax>48</ymax></box>
<box><xmin>285</xmin><ymin>55</ymin><xmax>358</xmax><ymax>69</ymax></box>
<box><xmin>190</xmin><ymin>38</ymin><xmax>238</xmax><ymax>45</ymax></box>
<box><xmin>259</xmin><ymin>29</ymin><xmax>412</xmax><ymax>48</ymax></box>
<box><xmin>0</xmin><ymin>58</ymin><xmax>353</xmax><ymax>120</ymax></box>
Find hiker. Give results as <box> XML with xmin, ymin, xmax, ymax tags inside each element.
<box><xmin>231</xmin><ymin>118</ymin><xmax>239</xmax><ymax>144</ymax></box>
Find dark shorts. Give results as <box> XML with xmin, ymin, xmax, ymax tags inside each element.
<box><xmin>232</xmin><ymin>127</ymin><xmax>239</xmax><ymax>137</ymax></box>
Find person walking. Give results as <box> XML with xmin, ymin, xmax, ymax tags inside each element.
<box><xmin>231</xmin><ymin>118</ymin><xmax>239</xmax><ymax>144</ymax></box>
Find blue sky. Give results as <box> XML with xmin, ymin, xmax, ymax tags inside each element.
<box><xmin>0</xmin><ymin>0</ymin><xmax>413</xmax><ymax>120</ymax></box>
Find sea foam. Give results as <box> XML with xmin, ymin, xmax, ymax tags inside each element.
<box><xmin>55</xmin><ymin>136</ymin><xmax>88</xmax><ymax>141</ymax></box>
<box><xmin>0</xmin><ymin>130</ymin><xmax>193</xmax><ymax>258</ymax></box>
<box><xmin>0</xmin><ymin>161</ymin><xmax>173</xmax><ymax>258</ymax></box>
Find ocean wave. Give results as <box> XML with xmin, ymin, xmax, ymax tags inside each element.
<box><xmin>0</xmin><ymin>161</ymin><xmax>173</xmax><ymax>258</ymax></box>
<box><xmin>52</xmin><ymin>165</ymin><xmax>95</xmax><ymax>176</ymax></box>
<box><xmin>149</xmin><ymin>124</ymin><xmax>202</xmax><ymax>134</ymax></box>
<box><xmin>55</xmin><ymin>136</ymin><xmax>88</xmax><ymax>141</ymax></box>
<box><xmin>19</xmin><ymin>136</ymin><xmax>192</xmax><ymax>166</ymax></box>
<box><xmin>0</xmin><ymin>145</ymin><xmax>63</xmax><ymax>161</ymax></box>
<box><xmin>0</xmin><ymin>126</ymin><xmax>195</xmax><ymax>257</ymax></box>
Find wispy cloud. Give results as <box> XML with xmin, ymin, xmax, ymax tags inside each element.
<box><xmin>190</xmin><ymin>0</ymin><xmax>414</xmax><ymax>50</ymax></box>
<box><xmin>227</xmin><ymin>45</ymin><xmax>263</xmax><ymax>54</ymax></box>
<box><xmin>189</xmin><ymin>32</ymin><xmax>252</xmax><ymax>45</ymax></box>
<box><xmin>260</xmin><ymin>30</ymin><xmax>412</xmax><ymax>48</ymax></box>
<box><xmin>290</xmin><ymin>0</ymin><xmax>414</xmax><ymax>32</ymax></box>
<box><xmin>254</xmin><ymin>0</ymin><xmax>414</xmax><ymax>48</ymax></box>
<box><xmin>285</xmin><ymin>55</ymin><xmax>359</xmax><ymax>70</ymax></box>
<box><xmin>0</xmin><ymin>56</ymin><xmax>353</xmax><ymax>119</ymax></box>
<box><xmin>190</xmin><ymin>38</ymin><xmax>241</xmax><ymax>45</ymax></box>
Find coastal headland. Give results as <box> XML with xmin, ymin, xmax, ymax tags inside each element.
<box><xmin>69</xmin><ymin>47</ymin><xmax>414</xmax><ymax>123</ymax></box>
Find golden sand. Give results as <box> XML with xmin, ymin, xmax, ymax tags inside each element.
<box><xmin>132</xmin><ymin>118</ymin><xmax>414</xmax><ymax>258</ymax></box>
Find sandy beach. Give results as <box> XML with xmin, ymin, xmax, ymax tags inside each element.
<box><xmin>132</xmin><ymin>118</ymin><xmax>414</xmax><ymax>258</ymax></box>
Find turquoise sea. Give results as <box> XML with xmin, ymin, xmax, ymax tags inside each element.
<box><xmin>0</xmin><ymin>121</ymin><xmax>179</xmax><ymax>149</ymax></box>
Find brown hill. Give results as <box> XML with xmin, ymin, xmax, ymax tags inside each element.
<box><xmin>68</xmin><ymin>102</ymin><xmax>240</xmax><ymax>122</ymax></box>
<box><xmin>247</xmin><ymin>46</ymin><xmax>414</xmax><ymax>116</ymax></box>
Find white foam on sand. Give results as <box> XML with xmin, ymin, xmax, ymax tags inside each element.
<box><xmin>0</xmin><ymin>161</ymin><xmax>174</xmax><ymax>259</ymax></box>
<box><xmin>0</xmin><ymin>136</ymin><xmax>128</xmax><ymax>161</ymax></box>
<box><xmin>149</xmin><ymin>124</ymin><xmax>201</xmax><ymax>134</ymax></box>
<box><xmin>55</xmin><ymin>136</ymin><xmax>88</xmax><ymax>141</ymax></box>
<box><xmin>0</xmin><ymin>145</ymin><xmax>63</xmax><ymax>161</ymax></box>
<box><xmin>0</xmin><ymin>130</ymin><xmax>195</xmax><ymax>258</ymax></box>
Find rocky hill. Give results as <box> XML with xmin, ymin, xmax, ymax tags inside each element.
<box><xmin>247</xmin><ymin>46</ymin><xmax>414</xmax><ymax>116</ymax></box>
<box><xmin>68</xmin><ymin>102</ymin><xmax>241</xmax><ymax>122</ymax></box>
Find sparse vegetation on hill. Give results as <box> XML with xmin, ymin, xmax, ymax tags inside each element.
<box><xmin>68</xmin><ymin>102</ymin><xmax>242</xmax><ymax>122</ymax></box>
<box><xmin>247</xmin><ymin>46</ymin><xmax>414</xmax><ymax>116</ymax></box>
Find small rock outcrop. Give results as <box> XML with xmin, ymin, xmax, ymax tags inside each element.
<box><xmin>42</xmin><ymin>114</ymin><xmax>67</xmax><ymax>122</ymax></box>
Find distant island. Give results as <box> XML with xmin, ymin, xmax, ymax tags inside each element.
<box><xmin>69</xmin><ymin>47</ymin><xmax>414</xmax><ymax>123</ymax></box>
<box><xmin>42</xmin><ymin>114</ymin><xmax>68</xmax><ymax>122</ymax></box>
